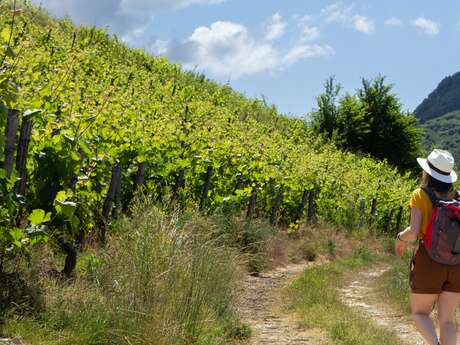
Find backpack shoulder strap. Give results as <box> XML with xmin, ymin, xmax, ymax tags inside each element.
<box><xmin>421</xmin><ymin>186</ymin><xmax>437</xmax><ymax>206</ymax></box>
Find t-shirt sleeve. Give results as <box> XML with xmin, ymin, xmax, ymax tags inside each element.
<box><xmin>408</xmin><ymin>188</ymin><xmax>424</xmax><ymax>210</ymax></box>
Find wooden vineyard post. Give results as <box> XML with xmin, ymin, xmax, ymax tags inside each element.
<box><xmin>14</xmin><ymin>117</ymin><xmax>33</xmax><ymax>197</ymax></box>
<box><xmin>199</xmin><ymin>166</ymin><xmax>213</xmax><ymax>212</ymax></box>
<box><xmin>307</xmin><ymin>189</ymin><xmax>317</xmax><ymax>225</ymax></box>
<box><xmin>395</xmin><ymin>206</ymin><xmax>404</xmax><ymax>234</ymax></box>
<box><xmin>122</xmin><ymin>162</ymin><xmax>145</xmax><ymax>214</ymax></box>
<box><xmin>3</xmin><ymin>109</ymin><xmax>19</xmax><ymax>176</ymax></box>
<box><xmin>258</xmin><ymin>196</ymin><xmax>266</xmax><ymax>219</ymax></box>
<box><xmin>100</xmin><ymin>164</ymin><xmax>122</xmax><ymax>244</ymax></box>
<box><xmin>231</xmin><ymin>175</ymin><xmax>244</xmax><ymax>212</ymax></box>
<box><xmin>246</xmin><ymin>184</ymin><xmax>258</xmax><ymax>219</ymax></box>
<box><xmin>369</xmin><ymin>198</ymin><xmax>377</xmax><ymax>225</ymax></box>
<box><xmin>270</xmin><ymin>185</ymin><xmax>283</xmax><ymax>225</ymax></box>
<box><xmin>59</xmin><ymin>238</ymin><xmax>77</xmax><ymax>278</ymax></box>
<box><xmin>295</xmin><ymin>189</ymin><xmax>309</xmax><ymax>222</ymax></box>
<box><xmin>135</xmin><ymin>162</ymin><xmax>146</xmax><ymax>186</ymax></box>
<box><xmin>112</xmin><ymin>168</ymin><xmax>122</xmax><ymax>220</ymax></box>
<box><xmin>172</xmin><ymin>169</ymin><xmax>185</xmax><ymax>203</ymax></box>
<box><xmin>384</xmin><ymin>209</ymin><xmax>394</xmax><ymax>234</ymax></box>
<box><xmin>359</xmin><ymin>199</ymin><xmax>366</xmax><ymax>228</ymax></box>
<box><xmin>14</xmin><ymin>116</ymin><xmax>33</xmax><ymax>224</ymax></box>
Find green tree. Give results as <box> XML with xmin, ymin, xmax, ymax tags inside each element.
<box><xmin>311</xmin><ymin>77</ymin><xmax>342</xmax><ymax>141</ymax></box>
<box><xmin>357</xmin><ymin>77</ymin><xmax>423</xmax><ymax>171</ymax></box>
<box><xmin>311</xmin><ymin>76</ymin><xmax>424</xmax><ymax>171</ymax></box>
<box><xmin>336</xmin><ymin>94</ymin><xmax>369</xmax><ymax>151</ymax></box>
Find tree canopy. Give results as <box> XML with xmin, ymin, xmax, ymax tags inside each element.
<box><xmin>310</xmin><ymin>76</ymin><xmax>424</xmax><ymax>172</ymax></box>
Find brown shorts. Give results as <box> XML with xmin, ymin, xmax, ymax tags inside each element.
<box><xmin>410</xmin><ymin>245</ymin><xmax>460</xmax><ymax>294</ymax></box>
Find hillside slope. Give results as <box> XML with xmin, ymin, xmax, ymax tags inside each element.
<box><xmin>415</xmin><ymin>71</ymin><xmax>460</xmax><ymax>123</ymax></box>
<box><xmin>415</xmin><ymin>71</ymin><xmax>460</xmax><ymax>163</ymax></box>
<box><xmin>422</xmin><ymin>110</ymin><xmax>460</xmax><ymax>163</ymax></box>
<box><xmin>0</xmin><ymin>3</ymin><xmax>423</xmax><ymax>345</ymax></box>
<box><xmin>0</xmin><ymin>1</ymin><xmax>416</xmax><ymax>240</ymax></box>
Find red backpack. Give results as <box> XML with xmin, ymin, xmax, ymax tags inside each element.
<box><xmin>422</xmin><ymin>187</ymin><xmax>460</xmax><ymax>265</ymax></box>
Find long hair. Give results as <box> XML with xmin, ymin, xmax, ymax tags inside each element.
<box><xmin>421</xmin><ymin>171</ymin><xmax>454</xmax><ymax>196</ymax></box>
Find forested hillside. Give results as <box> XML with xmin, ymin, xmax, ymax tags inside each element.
<box><xmin>415</xmin><ymin>71</ymin><xmax>460</xmax><ymax>123</ymax></box>
<box><xmin>421</xmin><ymin>110</ymin><xmax>460</xmax><ymax>163</ymax></box>
<box><xmin>415</xmin><ymin>71</ymin><xmax>460</xmax><ymax>163</ymax></box>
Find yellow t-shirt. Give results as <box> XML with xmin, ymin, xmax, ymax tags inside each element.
<box><xmin>408</xmin><ymin>188</ymin><xmax>433</xmax><ymax>239</ymax></box>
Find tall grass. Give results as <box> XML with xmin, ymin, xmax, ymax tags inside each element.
<box><xmin>4</xmin><ymin>197</ymin><xmax>244</xmax><ymax>345</ymax></box>
<box><xmin>206</xmin><ymin>211</ymin><xmax>275</xmax><ymax>273</ymax></box>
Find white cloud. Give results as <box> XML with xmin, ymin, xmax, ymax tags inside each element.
<box><xmin>300</xmin><ymin>25</ymin><xmax>320</xmax><ymax>42</ymax></box>
<box><xmin>151</xmin><ymin>39</ymin><xmax>169</xmax><ymax>55</ymax></box>
<box><xmin>412</xmin><ymin>17</ymin><xmax>440</xmax><ymax>36</ymax></box>
<box><xmin>156</xmin><ymin>21</ymin><xmax>334</xmax><ymax>79</ymax></box>
<box><xmin>295</xmin><ymin>14</ymin><xmax>315</xmax><ymax>24</ymax></box>
<box><xmin>352</xmin><ymin>15</ymin><xmax>374</xmax><ymax>34</ymax></box>
<box><xmin>265</xmin><ymin>13</ymin><xmax>287</xmax><ymax>41</ymax></box>
<box><xmin>294</xmin><ymin>14</ymin><xmax>320</xmax><ymax>42</ymax></box>
<box><xmin>384</xmin><ymin>17</ymin><xmax>402</xmax><ymax>27</ymax></box>
<box><xmin>321</xmin><ymin>2</ymin><xmax>353</xmax><ymax>24</ymax></box>
<box><xmin>282</xmin><ymin>45</ymin><xmax>334</xmax><ymax>67</ymax></box>
<box><xmin>319</xmin><ymin>2</ymin><xmax>375</xmax><ymax>35</ymax></box>
<box><xmin>30</xmin><ymin>0</ymin><xmax>225</xmax><ymax>40</ymax></box>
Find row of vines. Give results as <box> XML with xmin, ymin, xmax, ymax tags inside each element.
<box><xmin>0</xmin><ymin>1</ymin><xmax>417</xmax><ymax>275</ymax></box>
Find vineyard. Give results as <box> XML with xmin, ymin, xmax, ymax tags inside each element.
<box><xmin>0</xmin><ymin>1</ymin><xmax>417</xmax><ymax>277</ymax></box>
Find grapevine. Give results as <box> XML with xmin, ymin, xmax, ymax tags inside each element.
<box><xmin>0</xmin><ymin>1</ymin><xmax>417</xmax><ymax>275</ymax></box>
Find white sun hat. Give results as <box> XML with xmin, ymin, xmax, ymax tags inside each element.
<box><xmin>417</xmin><ymin>149</ymin><xmax>457</xmax><ymax>184</ymax></box>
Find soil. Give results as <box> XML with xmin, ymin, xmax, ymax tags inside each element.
<box><xmin>236</xmin><ymin>260</ymin><xmax>456</xmax><ymax>345</ymax></box>
<box><xmin>0</xmin><ymin>337</ymin><xmax>24</xmax><ymax>345</ymax></box>
<box><xmin>338</xmin><ymin>264</ymin><xmax>426</xmax><ymax>345</ymax></box>
<box><xmin>236</xmin><ymin>261</ymin><xmax>331</xmax><ymax>345</ymax></box>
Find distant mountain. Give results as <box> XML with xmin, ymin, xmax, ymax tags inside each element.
<box><xmin>415</xmin><ymin>71</ymin><xmax>460</xmax><ymax>123</ymax></box>
<box><xmin>421</xmin><ymin>110</ymin><xmax>460</xmax><ymax>163</ymax></box>
<box><xmin>415</xmin><ymin>71</ymin><xmax>460</xmax><ymax>164</ymax></box>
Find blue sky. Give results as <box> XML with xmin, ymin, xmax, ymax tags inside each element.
<box><xmin>31</xmin><ymin>0</ymin><xmax>460</xmax><ymax>118</ymax></box>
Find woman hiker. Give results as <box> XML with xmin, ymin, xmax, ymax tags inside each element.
<box><xmin>396</xmin><ymin>149</ymin><xmax>460</xmax><ymax>345</ymax></box>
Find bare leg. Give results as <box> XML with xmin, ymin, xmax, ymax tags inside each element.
<box><xmin>438</xmin><ymin>292</ymin><xmax>460</xmax><ymax>345</ymax></box>
<box><xmin>410</xmin><ymin>293</ymin><xmax>439</xmax><ymax>345</ymax></box>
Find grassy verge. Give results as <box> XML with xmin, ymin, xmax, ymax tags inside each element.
<box><xmin>1</xmin><ymin>199</ymin><xmax>412</xmax><ymax>345</ymax></box>
<box><xmin>286</xmin><ymin>244</ymin><xmax>408</xmax><ymax>345</ymax></box>
<box><xmin>2</xmin><ymin>198</ymin><xmax>256</xmax><ymax>345</ymax></box>
<box><xmin>378</xmin><ymin>251</ymin><xmax>413</xmax><ymax>314</ymax></box>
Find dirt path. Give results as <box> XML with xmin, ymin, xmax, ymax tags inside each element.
<box><xmin>236</xmin><ymin>262</ymin><xmax>330</xmax><ymax>345</ymax></box>
<box><xmin>339</xmin><ymin>264</ymin><xmax>426</xmax><ymax>345</ymax></box>
<box><xmin>237</xmin><ymin>261</ymin><xmax>458</xmax><ymax>345</ymax></box>
<box><xmin>0</xmin><ymin>337</ymin><xmax>24</xmax><ymax>345</ymax></box>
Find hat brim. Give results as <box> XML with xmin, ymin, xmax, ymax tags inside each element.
<box><xmin>417</xmin><ymin>158</ymin><xmax>457</xmax><ymax>183</ymax></box>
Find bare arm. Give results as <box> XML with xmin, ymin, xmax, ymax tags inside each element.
<box><xmin>400</xmin><ymin>207</ymin><xmax>422</xmax><ymax>240</ymax></box>
<box><xmin>395</xmin><ymin>207</ymin><xmax>422</xmax><ymax>256</ymax></box>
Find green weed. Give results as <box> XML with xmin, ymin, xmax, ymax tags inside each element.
<box><xmin>380</xmin><ymin>252</ymin><xmax>413</xmax><ymax>314</ymax></box>
<box><xmin>4</xmin><ymin>200</ymin><xmax>242</xmax><ymax>345</ymax></box>
<box><xmin>287</xmin><ymin>247</ymin><xmax>407</xmax><ymax>345</ymax></box>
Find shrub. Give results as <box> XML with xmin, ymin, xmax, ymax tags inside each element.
<box><xmin>295</xmin><ymin>241</ymin><xmax>317</xmax><ymax>262</ymax></box>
